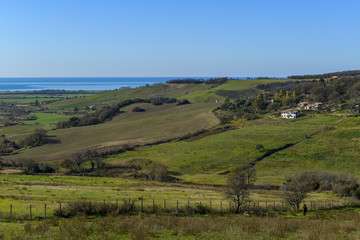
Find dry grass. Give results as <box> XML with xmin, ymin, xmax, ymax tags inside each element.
<box><xmin>2</xmin><ymin>209</ymin><xmax>360</xmax><ymax>239</ymax></box>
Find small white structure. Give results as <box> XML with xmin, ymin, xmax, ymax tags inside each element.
<box><xmin>281</xmin><ymin>109</ymin><xmax>301</xmax><ymax>119</ymax></box>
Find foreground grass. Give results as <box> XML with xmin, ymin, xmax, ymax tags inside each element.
<box><xmin>1</xmin><ymin>209</ymin><xmax>360</xmax><ymax>239</ymax></box>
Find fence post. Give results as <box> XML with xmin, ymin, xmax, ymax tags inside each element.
<box><xmin>153</xmin><ymin>199</ymin><xmax>155</xmax><ymax>213</ymax></box>
<box><xmin>59</xmin><ymin>202</ymin><xmax>62</xmax><ymax>216</ymax></box>
<box><xmin>220</xmin><ymin>201</ymin><xmax>222</xmax><ymax>214</ymax></box>
<box><xmin>281</xmin><ymin>201</ymin><xmax>283</xmax><ymax>212</ymax></box>
<box><xmin>116</xmin><ymin>199</ymin><xmax>118</xmax><ymax>211</ymax></box>
<box><xmin>176</xmin><ymin>200</ymin><xmax>178</xmax><ymax>213</ymax></box>
<box><xmin>30</xmin><ymin>204</ymin><xmax>32</xmax><ymax>220</ymax></box>
<box><xmin>141</xmin><ymin>199</ymin><xmax>143</xmax><ymax>212</ymax></box>
<box><xmin>44</xmin><ymin>204</ymin><xmax>47</xmax><ymax>218</ymax></box>
<box><xmin>10</xmin><ymin>204</ymin><xmax>12</xmax><ymax>219</ymax></box>
<box><xmin>164</xmin><ymin>200</ymin><xmax>166</xmax><ymax>210</ymax></box>
<box><xmin>128</xmin><ymin>199</ymin><xmax>131</xmax><ymax>212</ymax></box>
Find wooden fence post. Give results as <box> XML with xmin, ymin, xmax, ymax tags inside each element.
<box><xmin>164</xmin><ymin>200</ymin><xmax>166</xmax><ymax>210</ymax></box>
<box><xmin>116</xmin><ymin>199</ymin><xmax>118</xmax><ymax>211</ymax></box>
<box><xmin>141</xmin><ymin>199</ymin><xmax>143</xmax><ymax>212</ymax></box>
<box><xmin>44</xmin><ymin>204</ymin><xmax>47</xmax><ymax>218</ymax></box>
<box><xmin>220</xmin><ymin>201</ymin><xmax>222</xmax><ymax>214</ymax></box>
<box><xmin>59</xmin><ymin>202</ymin><xmax>62</xmax><ymax>216</ymax></box>
<box><xmin>281</xmin><ymin>201</ymin><xmax>283</xmax><ymax>212</ymax></box>
<box><xmin>176</xmin><ymin>200</ymin><xmax>178</xmax><ymax>213</ymax></box>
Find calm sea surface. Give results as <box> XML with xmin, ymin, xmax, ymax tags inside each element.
<box><xmin>0</xmin><ymin>77</ymin><xmax>210</xmax><ymax>91</ymax></box>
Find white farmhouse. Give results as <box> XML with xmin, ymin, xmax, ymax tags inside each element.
<box><xmin>281</xmin><ymin>109</ymin><xmax>301</xmax><ymax>119</ymax></box>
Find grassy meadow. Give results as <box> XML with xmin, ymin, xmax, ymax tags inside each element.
<box><xmin>2</xmin><ymin>102</ymin><xmax>219</xmax><ymax>161</ymax></box>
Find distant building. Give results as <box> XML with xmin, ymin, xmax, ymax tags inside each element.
<box><xmin>298</xmin><ymin>102</ymin><xmax>323</xmax><ymax>110</ymax></box>
<box><xmin>281</xmin><ymin>109</ymin><xmax>301</xmax><ymax>119</ymax></box>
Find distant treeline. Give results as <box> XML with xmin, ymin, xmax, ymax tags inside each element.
<box><xmin>0</xmin><ymin>89</ymin><xmax>103</xmax><ymax>95</ymax></box>
<box><xmin>288</xmin><ymin>70</ymin><xmax>360</xmax><ymax>79</ymax></box>
<box><xmin>56</xmin><ymin>97</ymin><xmax>189</xmax><ymax>129</ymax></box>
<box><xmin>167</xmin><ymin>77</ymin><xmax>228</xmax><ymax>85</ymax></box>
<box><xmin>0</xmin><ymin>129</ymin><xmax>59</xmax><ymax>156</ymax></box>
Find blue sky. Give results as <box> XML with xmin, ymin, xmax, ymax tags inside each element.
<box><xmin>0</xmin><ymin>0</ymin><xmax>359</xmax><ymax>77</ymax></box>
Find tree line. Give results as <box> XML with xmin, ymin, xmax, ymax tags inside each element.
<box><xmin>288</xmin><ymin>70</ymin><xmax>360</xmax><ymax>79</ymax></box>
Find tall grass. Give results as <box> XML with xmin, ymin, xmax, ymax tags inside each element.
<box><xmin>3</xmin><ymin>209</ymin><xmax>360</xmax><ymax>239</ymax></box>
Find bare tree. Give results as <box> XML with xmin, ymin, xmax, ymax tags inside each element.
<box><xmin>225</xmin><ymin>165</ymin><xmax>256</xmax><ymax>213</ymax></box>
<box><xmin>282</xmin><ymin>172</ymin><xmax>311</xmax><ymax>211</ymax></box>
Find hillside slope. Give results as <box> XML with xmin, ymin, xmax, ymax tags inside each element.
<box><xmin>4</xmin><ymin>102</ymin><xmax>219</xmax><ymax>161</ymax></box>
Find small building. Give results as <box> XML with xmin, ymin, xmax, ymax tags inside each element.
<box><xmin>281</xmin><ymin>109</ymin><xmax>301</xmax><ymax>119</ymax></box>
<box><xmin>298</xmin><ymin>102</ymin><xmax>309</xmax><ymax>109</ymax></box>
<box><xmin>314</xmin><ymin>102</ymin><xmax>323</xmax><ymax>110</ymax></box>
<box><xmin>298</xmin><ymin>101</ymin><xmax>323</xmax><ymax>110</ymax></box>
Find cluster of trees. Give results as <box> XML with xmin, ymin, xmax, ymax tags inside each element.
<box><xmin>288</xmin><ymin>70</ymin><xmax>360</xmax><ymax>79</ymax></box>
<box><xmin>167</xmin><ymin>77</ymin><xmax>228</xmax><ymax>85</ymax></box>
<box><xmin>126</xmin><ymin>159</ymin><xmax>173</xmax><ymax>182</ymax></box>
<box><xmin>0</xmin><ymin>129</ymin><xmax>56</xmax><ymax>156</ymax></box>
<box><xmin>226</xmin><ymin>167</ymin><xmax>360</xmax><ymax>213</ymax></box>
<box><xmin>214</xmin><ymin>92</ymin><xmax>288</xmax><ymax>122</ymax></box>
<box><xmin>61</xmin><ymin>150</ymin><xmax>105</xmax><ymax>173</ymax></box>
<box><xmin>56</xmin><ymin>97</ymin><xmax>182</xmax><ymax>129</ymax></box>
<box><xmin>0</xmin><ymin>158</ymin><xmax>56</xmax><ymax>173</ymax></box>
<box><xmin>283</xmin><ymin>170</ymin><xmax>360</xmax><ymax>210</ymax></box>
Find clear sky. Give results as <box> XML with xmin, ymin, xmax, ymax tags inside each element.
<box><xmin>0</xmin><ymin>0</ymin><xmax>359</xmax><ymax>77</ymax></box>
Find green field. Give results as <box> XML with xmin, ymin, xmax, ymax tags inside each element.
<box><xmin>22</xmin><ymin>113</ymin><xmax>79</xmax><ymax>125</ymax></box>
<box><xmin>3</xmin><ymin>102</ymin><xmax>219</xmax><ymax>161</ymax></box>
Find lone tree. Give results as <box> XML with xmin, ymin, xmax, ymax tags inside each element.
<box><xmin>282</xmin><ymin>172</ymin><xmax>312</xmax><ymax>211</ymax></box>
<box><xmin>225</xmin><ymin>165</ymin><xmax>256</xmax><ymax>213</ymax></box>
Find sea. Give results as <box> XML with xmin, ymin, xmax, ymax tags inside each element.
<box><xmin>0</xmin><ymin>77</ymin><xmax>252</xmax><ymax>91</ymax></box>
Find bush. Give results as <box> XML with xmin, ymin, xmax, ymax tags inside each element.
<box><xmin>132</xmin><ymin>107</ymin><xmax>145</xmax><ymax>112</ymax></box>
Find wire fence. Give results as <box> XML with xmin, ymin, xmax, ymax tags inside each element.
<box><xmin>1</xmin><ymin>198</ymin><xmax>359</xmax><ymax>220</ymax></box>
